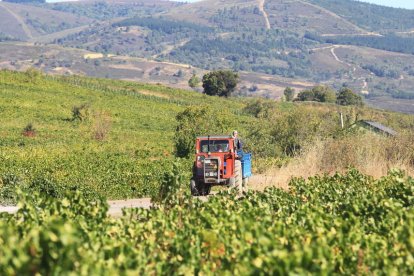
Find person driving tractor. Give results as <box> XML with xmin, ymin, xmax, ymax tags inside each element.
<box><xmin>232</xmin><ymin>130</ymin><xmax>243</xmax><ymax>150</ymax></box>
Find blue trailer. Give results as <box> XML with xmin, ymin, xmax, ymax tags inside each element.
<box><xmin>238</xmin><ymin>150</ymin><xmax>252</xmax><ymax>184</ymax></box>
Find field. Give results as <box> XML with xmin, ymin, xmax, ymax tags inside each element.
<box><xmin>1</xmin><ymin>69</ymin><xmax>414</xmax><ymax>273</ymax></box>
<box><xmin>1</xmin><ymin>170</ymin><xmax>414</xmax><ymax>274</ymax></box>
<box><xmin>2</xmin><ymin>0</ymin><xmax>414</xmax><ymax>272</ymax></box>
<box><xmin>0</xmin><ymin>69</ymin><xmax>255</xmax><ymax>203</ymax></box>
<box><xmin>2</xmin><ymin>69</ymin><xmax>414</xmax><ymax>203</ymax></box>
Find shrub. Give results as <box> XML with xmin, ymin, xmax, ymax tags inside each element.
<box><xmin>152</xmin><ymin>161</ymin><xmax>188</xmax><ymax>208</ymax></box>
<box><xmin>296</xmin><ymin>85</ymin><xmax>337</xmax><ymax>103</ymax></box>
<box><xmin>92</xmin><ymin>111</ymin><xmax>112</xmax><ymax>141</ymax></box>
<box><xmin>71</xmin><ymin>104</ymin><xmax>90</xmax><ymax>122</ymax></box>
<box><xmin>243</xmin><ymin>99</ymin><xmax>277</xmax><ymax>118</ymax></box>
<box><xmin>284</xmin><ymin>87</ymin><xmax>295</xmax><ymax>101</ymax></box>
<box><xmin>188</xmin><ymin>73</ymin><xmax>200</xmax><ymax>89</ymax></box>
<box><xmin>174</xmin><ymin>106</ymin><xmax>232</xmax><ymax>158</ymax></box>
<box><xmin>22</xmin><ymin>123</ymin><xmax>36</xmax><ymax>137</ymax></box>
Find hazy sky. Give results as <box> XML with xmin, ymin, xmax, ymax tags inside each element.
<box><xmin>176</xmin><ymin>0</ymin><xmax>414</xmax><ymax>9</ymax></box>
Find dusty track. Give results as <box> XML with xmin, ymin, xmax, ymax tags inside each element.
<box><xmin>257</xmin><ymin>0</ymin><xmax>271</xmax><ymax>30</ymax></box>
<box><xmin>0</xmin><ymin>176</ymin><xmax>280</xmax><ymax>217</ymax></box>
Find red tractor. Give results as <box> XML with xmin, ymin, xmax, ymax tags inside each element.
<box><xmin>190</xmin><ymin>135</ymin><xmax>252</xmax><ymax>196</ymax></box>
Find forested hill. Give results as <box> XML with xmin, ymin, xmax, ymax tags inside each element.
<box><xmin>2</xmin><ymin>0</ymin><xmax>414</xmax><ymax>113</ymax></box>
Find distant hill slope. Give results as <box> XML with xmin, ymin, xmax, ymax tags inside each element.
<box><xmin>164</xmin><ymin>0</ymin><xmax>366</xmax><ymax>35</ymax></box>
<box><xmin>0</xmin><ymin>1</ymin><xmax>93</xmax><ymax>40</ymax></box>
<box><xmin>2</xmin><ymin>0</ymin><xmax>414</xmax><ymax>114</ymax></box>
<box><xmin>308</xmin><ymin>0</ymin><xmax>414</xmax><ymax>33</ymax></box>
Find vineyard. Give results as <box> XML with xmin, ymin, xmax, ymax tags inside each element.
<box><xmin>1</xmin><ymin>169</ymin><xmax>414</xmax><ymax>274</ymax></box>
<box><xmin>1</xmin><ymin>69</ymin><xmax>414</xmax><ymax>273</ymax></box>
<box><xmin>0</xmin><ymin>69</ymin><xmax>253</xmax><ymax>203</ymax></box>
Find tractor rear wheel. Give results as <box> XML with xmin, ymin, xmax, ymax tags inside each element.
<box><xmin>202</xmin><ymin>184</ymin><xmax>211</xmax><ymax>196</ymax></box>
<box><xmin>242</xmin><ymin>177</ymin><xmax>249</xmax><ymax>192</ymax></box>
<box><xmin>234</xmin><ymin>160</ymin><xmax>243</xmax><ymax>194</ymax></box>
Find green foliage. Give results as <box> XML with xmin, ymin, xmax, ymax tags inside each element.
<box><xmin>337</xmin><ymin>87</ymin><xmax>364</xmax><ymax>106</ymax></box>
<box><xmin>283</xmin><ymin>87</ymin><xmax>295</xmax><ymax>102</ymax></box>
<box><xmin>188</xmin><ymin>74</ymin><xmax>200</xmax><ymax>89</ymax></box>
<box><xmin>174</xmin><ymin>106</ymin><xmax>232</xmax><ymax>158</ymax></box>
<box><xmin>202</xmin><ymin>70</ymin><xmax>239</xmax><ymax>97</ymax></box>
<box><xmin>296</xmin><ymin>85</ymin><xmax>337</xmax><ymax>103</ymax></box>
<box><xmin>152</xmin><ymin>160</ymin><xmax>190</xmax><ymax>208</ymax></box>
<box><xmin>2</xmin><ymin>170</ymin><xmax>414</xmax><ymax>274</ymax></box>
<box><xmin>270</xmin><ymin>108</ymin><xmax>338</xmax><ymax>155</ymax></box>
<box><xmin>243</xmin><ymin>99</ymin><xmax>277</xmax><ymax>118</ymax></box>
<box><xmin>0</xmin><ymin>70</ymin><xmax>250</xmax><ymax>202</ymax></box>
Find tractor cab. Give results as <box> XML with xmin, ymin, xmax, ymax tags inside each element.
<box><xmin>190</xmin><ymin>135</ymin><xmax>252</xmax><ymax>196</ymax></box>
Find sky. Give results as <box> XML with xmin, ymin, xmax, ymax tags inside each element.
<box><xmin>44</xmin><ymin>0</ymin><xmax>414</xmax><ymax>9</ymax></box>
<box><xmin>359</xmin><ymin>0</ymin><xmax>414</xmax><ymax>9</ymax></box>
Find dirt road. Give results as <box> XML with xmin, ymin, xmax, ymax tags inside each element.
<box><xmin>0</xmin><ymin>175</ymin><xmax>281</xmax><ymax>217</ymax></box>
<box><xmin>0</xmin><ymin>199</ymin><xmax>153</xmax><ymax>217</ymax></box>
<box><xmin>257</xmin><ymin>0</ymin><xmax>271</xmax><ymax>30</ymax></box>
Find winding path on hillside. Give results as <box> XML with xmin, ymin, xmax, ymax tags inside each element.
<box><xmin>0</xmin><ymin>2</ymin><xmax>33</xmax><ymax>39</ymax></box>
<box><xmin>257</xmin><ymin>0</ymin><xmax>271</xmax><ymax>30</ymax></box>
<box><xmin>312</xmin><ymin>45</ymin><xmax>370</xmax><ymax>93</ymax></box>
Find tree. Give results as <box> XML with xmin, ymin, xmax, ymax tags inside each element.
<box><xmin>174</xmin><ymin>106</ymin><xmax>231</xmax><ymax>158</ymax></box>
<box><xmin>296</xmin><ymin>90</ymin><xmax>315</xmax><ymax>102</ymax></box>
<box><xmin>336</xmin><ymin>88</ymin><xmax>364</xmax><ymax>106</ymax></box>
<box><xmin>296</xmin><ymin>85</ymin><xmax>336</xmax><ymax>103</ymax></box>
<box><xmin>202</xmin><ymin>70</ymin><xmax>239</xmax><ymax>97</ymax></box>
<box><xmin>188</xmin><ymin>74</ymin><xmax>200</xmax><ymax>89</ymax></box>
<box><xmin>284</xmin><ymin>87</ymin><xmax>295</xmax><ymax>102</ymax></box>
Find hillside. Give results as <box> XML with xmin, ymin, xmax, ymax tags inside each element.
<box><xmin>0</xmin><ymin>1</ymin><xmax>93</xmax><ymax>40</ymax></box>
<box><xmin>0</xmin><ymin>72</ymin><xmax>413</xmax><ymax>275</ymax></box>
<box><xmin>1</xmin><ymin>0</ymin><xmax>414</xmax><ymax>113</ymax></box>
<box><xmin>0</xmin><ymin>69</ymin><xmax>255</xmax><ymax>202</ymax></box>
<box><xmin>0</xmin><ymin>42</ymin><xmax>316</xmax><ymax>98</ymax></box>
<box><xmin>1</xmin><ymin>69</ymin><xmax>414</xmax><ymax>203</ymax></box>
<box><xmin>164</xmin><ymin>0</ymin><xmax>366</xmax><ymax>35</ymax></box>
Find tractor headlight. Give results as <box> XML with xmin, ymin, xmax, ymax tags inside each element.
<box><xmin>197</xmin><ymin>156</ymin><xmax>205</xmax><ymax>162</ymax></box>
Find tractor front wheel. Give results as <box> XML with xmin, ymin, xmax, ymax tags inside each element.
<box><xmin>190</xmin><ymin>179</ymin><xmax>200</xmax><ymax>196</ymax></box>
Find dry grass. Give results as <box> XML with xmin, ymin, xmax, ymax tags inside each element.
<box><xmin>252</xmin><ymin>133</ymin><xmax>414</xmax><ymax>191</ymax></box>
<box><xmin>92</xmin><ymin>111</ymin><xmax>112</xmax><ymax>141</ymax></box>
